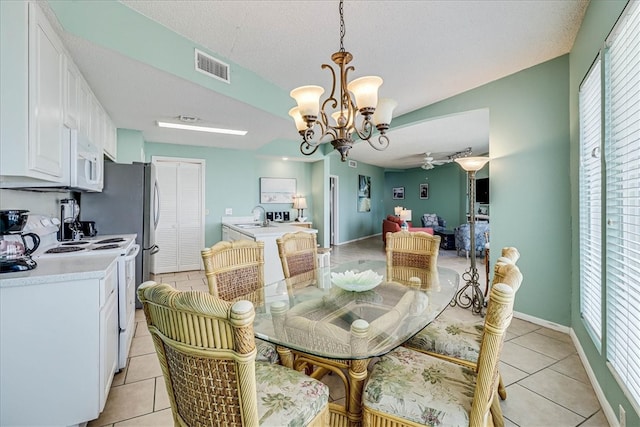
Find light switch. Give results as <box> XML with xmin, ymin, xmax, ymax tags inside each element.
<box><xmin>225</xmin><ymin>208</ymin><xmax>233</xmax><ymax>215</ymax></box>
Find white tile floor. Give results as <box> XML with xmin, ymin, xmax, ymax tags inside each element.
<box><xmin>88</xmin><ymin>236</ymin><xmax>609</xmax><ymax>426</ymax></box>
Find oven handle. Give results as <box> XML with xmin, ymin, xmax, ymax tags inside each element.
<box><xmin>124</xmin><ymin>244</ymin><xmax>140</xmax><ymax>261</ymax></box>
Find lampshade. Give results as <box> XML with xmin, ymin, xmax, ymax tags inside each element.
<box><xmin>289</xmin><ymin>107</ymin><xmax>307</xmax><ymax>132</ymax></box>
<box><xmin>394</xmin><ymin>206</ymin><xmax>403</xmax><ymax>216</ymax></box>
<box><xmin>293</xmin><ymin>197</ymin><xmax>307</xmax><ymax>209</ymax></box>
<box><xmin>290</xmin><ymin>85</ymin><xmax>325</xmax><ymax>117</ymax></box>
<box><xmin>372</xmin><ymin>98</ymin><xmax>398</xmax><ymax>126</ymax></box>
<box><xmin>347</xmin><ymin>76</ymin><xmax>383</xmax><ymax>110</ymax></box>
<box><xmin>399</xmin><ymin>209</ymin><xmax>412</xmax><ymax>221</ymax></box>
<box><xmin>454</xmin><ymin>156</ymin><xmax>490</xmax><ymax>172</ymax></box>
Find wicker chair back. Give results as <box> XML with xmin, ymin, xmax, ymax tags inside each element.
<box><xmin>385</xmin><ymin>230</ymin><xmax>441</xmax><ymax>288</ymax></box>
<box><xmin>137</xmin><ymin>282</ymin><xmax>259</xmax><ymax>426</ymax></box>
<box><xmin>276</xmin><ymin>232</ymin><xmax>318</xmax><ymax>288</ymax></box>
<box><xmin>201</xmin><ymin>240</ymin><xmax>265</xmax><ymax>307</ymax></box>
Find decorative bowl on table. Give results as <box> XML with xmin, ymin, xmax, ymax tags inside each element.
<box><xmin>331</xmin><ymin>270</ymin><xmax>383</xmax><ymax>292</ymax></box>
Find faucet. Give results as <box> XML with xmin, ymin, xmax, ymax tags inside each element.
<box><xmin>252</xmin><ymin>205</ymin><xmax>268</xmax><ymax>226</ymax></box>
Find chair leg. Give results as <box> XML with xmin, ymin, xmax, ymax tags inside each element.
<box><xmin>490</xmin><ymin>393</ymin><xmax>505</xmax><ymax>427</ymax></box>
<box><xmin>498</xmin><ymin>373</ymin><xmax>507</xmax><ymax>400</ymax></box>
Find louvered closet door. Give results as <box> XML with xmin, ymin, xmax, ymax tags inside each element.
<box><xmin>152</xmin><ymin>159</ymin><xmax>204</xmax><ymax>274</ymax></box>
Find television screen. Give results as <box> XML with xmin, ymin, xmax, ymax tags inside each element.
<box><xmin>476</xmin><ymin>178</ymin><xmax>489</xmax><ymax>204</ymax></box>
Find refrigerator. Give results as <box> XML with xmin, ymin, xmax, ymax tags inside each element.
<box><xmin>81</xmin><ymin>161</ymin><xmax>159</xmax><ymax>307</ymax></box>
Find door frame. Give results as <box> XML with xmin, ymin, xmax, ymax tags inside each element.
<box><xmin>330</xmin><ymin>175</ymin><xmax>339</xmax><ymax>245</ymax></box>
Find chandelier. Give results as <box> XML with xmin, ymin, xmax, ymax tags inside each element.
<box><xmin>288</xmin><ymin>0</ymin><xmax>397</xmax><ymax>162</ymax></box>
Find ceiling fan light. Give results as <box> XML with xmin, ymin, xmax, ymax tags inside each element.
<box><xmin>290</xmin><ymin>85</ymin><xmax>325</xmax><ymax>117</ymax></box>
<box><xmin>289</xmin><ymin>107</ymin><xmax>307</xmax><ymax>132</ymax></box>
<box><xmin>372</xmin><ymin>98</ymin><xmax>397</xmax><ymax>126</ymax></box>
<box><xmin>347</xmin><ymin>76</ymin><xmax>383</xmax><ymax>111</ymax></box>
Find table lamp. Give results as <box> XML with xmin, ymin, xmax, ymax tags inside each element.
<box><xmin>293</xmin><ymin>196</ymin><xmax>308</xmax><ymax>222</ymax></box>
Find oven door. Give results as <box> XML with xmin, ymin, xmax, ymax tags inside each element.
<box><xmin>118</xmin><ymin>244</ymin><xmax>139</xmax><ymax>370</ymax></box>
<box><xmin>70</xmin><ymin>129</ymin><xmax>103</xmax><ymax>192</ymax></box>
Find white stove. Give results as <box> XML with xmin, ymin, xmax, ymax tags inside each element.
<box><xmin>23</xmin><ymin>215</ymin><xmax>139</xmax><ymax>371</ymax></box>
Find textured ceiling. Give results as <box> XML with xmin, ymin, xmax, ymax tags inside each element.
<box><xmin>46</xmin><ymin>0</ymin><xmax>589</xmax><ymax>169</ymax></box>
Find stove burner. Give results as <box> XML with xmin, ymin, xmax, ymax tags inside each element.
<box><xmin>46</xmin><ymin>246</ymin><xmax>85</xmax><ymax>254</ymax></box>
<box><xmin>61</xmin><ymin>241</ymin><xmax>91</xmax><ymax>246</ymax></box>
<box><xmin>96</xmin><ymin>238</ymin><xmax>125</xmax><ymax>244</ymax></box>
<box><xmin>92</xmin><ymin>244</ymin><xmax>120</xmax><ymax>250</ymax></box>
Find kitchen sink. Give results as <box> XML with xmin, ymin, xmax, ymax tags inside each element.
<box><xmin>235</xmin><ymin>223</ymin><xmax>275</xmax><ymax>229</ymax></box>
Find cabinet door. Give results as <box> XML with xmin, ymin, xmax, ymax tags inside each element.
<box><xmin>77</xmin><ymin>78</ymin><xmax>91</xmax><ymax>140</ymax></box>
<box><xmin>103</xmin><ymin>115</ymin><xmax>117</xmax><ymax>161</ymax></box>
<box><xmin>99</xmin><ymin>264</ymin><xmax>118</xmax><ymax>412</ymax></box>
<box><xmin>63</xmin><ymin>57</ymin><xmax>78</xmax><ymax>129</ymax></box>
<box><xmin>28</xmin><ymin>3</ymin><xmax>65</xmax><ymax>179</ymax></box>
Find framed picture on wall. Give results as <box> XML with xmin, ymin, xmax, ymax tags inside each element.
<box><xmin>420</xmin><ymin>183</ymin><xmax>429</xmax><ymax>199</ymax></box>
<box><xmin>259</xmin><ymin>177</ymin><xmax>296</xmax><ymax>203</ymax></box>
<box><xmin>358</xmin><ymin>175</ymin><xmax>371</xmax><ymax>212</ymax></box>
<box><xmin>392</xmin><ymin>187</ymin><xmax>405</xmax><ymax>200</ymax></box>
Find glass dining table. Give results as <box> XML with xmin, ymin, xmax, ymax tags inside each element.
<box><xmin>253</xmin><ymin>259</ymin><xmax>459</xmax><ymax>427</ymax></box>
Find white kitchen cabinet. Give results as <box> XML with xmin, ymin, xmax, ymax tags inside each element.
<box><xmin>64</xmin><ymin>56</ymin><xmax>79</xmax><ymax>129</ymax></box>
<box><xmin>103</xmin><ymin>114</ymin><xmax>117</xmax><ymax>161</ymax></box>
<box><xmin>0</xmin><ymin>256</ymin><xmax>119</xmax><ymax>425</ymax></box>
<box><xmin>99</xmin><ymin>261</ymin><xmax>119</xmax><ymax>411</ymax></box>
<box><xmin>0</xmin><ymin>1</ymin><xmax>116</xmax><ymax>187</ymax></box>
<box><xmin>0</xmin><ymin>2</ymin><xmax>66</xmax><ymax>184</ymax></box>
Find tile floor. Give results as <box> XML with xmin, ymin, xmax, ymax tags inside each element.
<box><xmin>88</xmin><ymin>236</ymin><xmax>609</xmax><ymax>427</ymax></box>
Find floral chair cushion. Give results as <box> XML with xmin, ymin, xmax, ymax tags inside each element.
<box><xmin>255</xmin><ymin>362</ymin><xmax>329</xmax><ymax>426</ymax></box>
<box><xmin>364</xmin><ymin>346</ymin><xmax>475</xmax><ymax>427</ymax></box>
<box><xmin>454</xmin><ymin>222</ymin><xmax>490</xmax><ymax>257</ymax></box>
<box><xmin>404</xmin><ymin>310</ymin><xmax>483</xmax><ymax>363</ymax></box>
<box><xmin>256</xmin><ymin>338</ymin><xmax>280</xmax><ymax>364</ymax></box>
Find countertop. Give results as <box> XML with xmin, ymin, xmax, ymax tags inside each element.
<box><xmin>0</xmin><ymin>254</ymin><xmax>118</xmax><ymax>288</ymax></box>
<box><xmin>224</xmin><ymin>221</ymin><xmax>317</xmax><ymax>238</ymax></box>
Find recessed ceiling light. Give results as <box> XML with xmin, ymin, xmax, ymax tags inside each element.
<box><xmin>156</xmin><ymin>121</ymin><xmax>247</xmax><ymax>136</ymax></box>
<box><xmin>282</xmin><ymin>157</ymin><xmax>288</xmax><ymax>161</ymax></box>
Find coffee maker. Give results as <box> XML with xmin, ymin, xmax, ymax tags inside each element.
<box><xmin>0</xmin><ymin>210</ymin><xmax>39</xmax><ymax>273</ymax></box>
<box><xmin>59</xmin><ymin>198</ymin><xmax>81</xmax><ymax>241</ymax></box>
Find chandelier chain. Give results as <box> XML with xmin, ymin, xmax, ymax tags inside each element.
<box><xmin>339</xmin><ymin>0</ymin><xmax>345</xmax><ymax>53</ymax></box>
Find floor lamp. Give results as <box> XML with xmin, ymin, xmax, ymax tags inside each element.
<box><xmin>453</xmin><ymin>156</ymin><xmax>490</xmax><ymax>314</ymax></box>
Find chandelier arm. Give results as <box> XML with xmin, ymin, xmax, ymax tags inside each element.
<box><xmin>367</xmin><ymin>133</ymin><xmax>390</xmax><ymax>151</ymax></box>
<box><xmin>300</xmin><ymin>140</ymin><xmax>321</xmax><ymax>156</ymax></box>
<box><xmin>352</xmin><ymin>118</ymin><xmax>374</xmax><ymax>141</ymax></box>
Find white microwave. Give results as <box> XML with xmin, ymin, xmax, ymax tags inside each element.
<box><xmin>70</xmin><ymin>129</ymin><xmax>103</xmax><ymax>192</ymax></box>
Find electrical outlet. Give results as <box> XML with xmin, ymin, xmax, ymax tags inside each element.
<box><xmin>619</xmin><ymin>404</ymin><xmax>626</xmax><ymax>427</ymax></box>
<box><xmin>225</xmin><ymin>208</ymin><xmax>233</xmax><ymax>215</ymax></box>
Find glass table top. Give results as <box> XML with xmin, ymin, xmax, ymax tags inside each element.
<box><xmin>253</xmin><ymin>259</ymin><xmax>459</xmax><ymax>360</ymax></box>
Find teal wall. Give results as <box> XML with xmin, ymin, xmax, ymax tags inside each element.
<box><xmin>116</xmin><ymin>129</ymin><xmax>145</xmax><ymax>164</ymax></box>
<box><xmin>329</xmin><ymin>155</ymin><xmax>386</xmax><ymax>243</ymax></box>
<box><xmin>568</xmin><ymin>0</ymin><xmax>635</xmax><ymax>423</ymax></box>
<box><xmin>393</xmin><ymin>55</ymin><xmax>572</xmax><ymax>326</ymax></box>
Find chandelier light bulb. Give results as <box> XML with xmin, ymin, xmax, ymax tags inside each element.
<box><xmin>373</xmin><ymin>98</ymin><xmax>397</xmax><ymax>127</ymax></box>
<box><xmin>288</xmin><ymin>107</ymin><xmax>307</xmax><ymax>132</ymax></box>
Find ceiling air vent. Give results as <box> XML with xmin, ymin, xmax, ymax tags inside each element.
<box><xmin>195</xmin><ymin>48</ymin><xmax>230</xmax><ymax>84</ymax></box>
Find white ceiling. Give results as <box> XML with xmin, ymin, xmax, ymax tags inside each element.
<box><xmin>45</xmin><ymin>0</ymin><xmax>588</xmax><ymax>169</ymax></box>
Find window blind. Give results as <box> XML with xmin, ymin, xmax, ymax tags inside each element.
<box><xmin>579</xmin><ymin>58</ymin><xmax>602</xmax><ymax>346</ymax></box>
<box><xmin>604</xmin><ymin>0</ymin><xmax>640</xmax><ymax>407</ymax></box>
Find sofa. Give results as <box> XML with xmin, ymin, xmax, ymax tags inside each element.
<box><xmin>454</xmin><ymin>222</ymin><xmax>490</xmax><ymax>258</ymax></box>
<box><xmin>382</xmin><ymin>215</ymin><xmax>434</xmax><ymax>244</ymax></box>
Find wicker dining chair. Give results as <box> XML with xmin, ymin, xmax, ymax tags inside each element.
<box><xmin>385</xmin><ymin>230</ymin><xmax>441</xmax><ymax>289</ymax></box>
<box><xmin>201</xmin><ymin>240</ymin><xmax>278</xmax><ymax>363</ymax></box>
<box><xmin>137</xmin><ymin>281</ymin><xmax>330</xmax><ymax>427</ymax></box>
<box><xmin>276</xmin><ymin>231</ymin><xmax>318</xmax><ymax>288</ymax></box>
<box><xmin>403</xmin><ymin>249</ymin><xmax>523</xmax><ymax>401</ymax></box>
<box><xmin>363</xmin><ymin>282</ymin><xmax>515</xmax><ymax>427</ymax></box>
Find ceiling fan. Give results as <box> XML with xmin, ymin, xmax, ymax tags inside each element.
<box><xmin>420</xmin><ymin>147</ymin><xmax>473</xmax><ymax>170</ymax></box>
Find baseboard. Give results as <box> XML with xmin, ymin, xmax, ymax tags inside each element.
<box><xmin>335</xmin><ymin>233</ymin><xmax>382</xmax><ymax>246</ymax></box>
<box><xmin>513</xmin><ymin>311</ymin><xmax>617</xmax><ymax>426</ymax></box>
